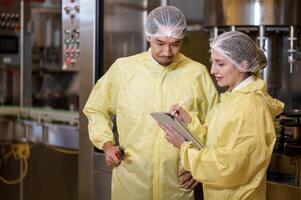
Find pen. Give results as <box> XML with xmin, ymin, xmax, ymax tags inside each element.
<box><xmin>170</xmin><ymin>99</ymin><xmax>187</xmax><ymax>115</ymax></box>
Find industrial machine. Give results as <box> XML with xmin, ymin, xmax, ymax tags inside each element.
<box><xmin>0</xmin><ymin>1</ymin><xmax>79</xmax><ymax>200</ymax></box>
<box><xmin>0</xmin><ymin>0</ymin><xmax>21</xmax><ymax>106</ymax></box>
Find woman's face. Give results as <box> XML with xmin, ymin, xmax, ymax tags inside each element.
<box><xmin>210</xmin><ymin>49</ymin><xmax>246</xmax><ymax>91</ymax></box>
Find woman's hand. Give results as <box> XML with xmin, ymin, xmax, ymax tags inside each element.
<box><xmin>103</xmin><ymin>142</ymin><xmax>123</xmax><ymax>167</ymax></box>
<box><xmin>170</xmin><ymin>104</ymin><xmax>192</xmax><ymax>126</ymax></box>
<box><xmin>159</xmin><ymin>124</ymin><xmax>185</xmax><ymax>148</ymax></box>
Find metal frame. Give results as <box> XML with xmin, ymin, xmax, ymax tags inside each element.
<box><xmin>78</xmin><ymin>0</ymin><xmax>96</xmax><ymax>199</ymax></box>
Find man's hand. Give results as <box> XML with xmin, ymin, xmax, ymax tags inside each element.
<box><xmin>178</xmin><ymin>167</ymin><xmax>199</xmax><ymax>190</ymax></box>
<box><xmin>103</xmin><ymin>142</ymin><xmax>123</xmax><ymax>167</ymax></box>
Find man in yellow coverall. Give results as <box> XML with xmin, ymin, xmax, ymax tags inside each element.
<box><xmin>83</xmin><ymin>6</ymin><xmax>219</xmax><ymax>200</ymax></box>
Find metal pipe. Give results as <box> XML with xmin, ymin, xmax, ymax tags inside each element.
<box><xmin>209</xmin><ymin>27</ymin><xmax>219</xmax><ymax>43</ymax></box>
<box><xmin>288</xmin><ymin>26</ymin><xmax>297</xmax><ymax>74</ymax></box>
<box><xmin>18</xmin><ymin>3</ymin><xmax>29</xmax><ymax>195</ymax></box>
<box><xmin>20</xmin><ymin>0</ymin><xmax>24</xmax><ymax>107</ymax></box>
<box><xmin>257</xmin><ymin>25</ymin><xmax>266</xmax><ymax>51</ymax></box>
<box><xmin>213</xmin><ymin>27</ymin><xmax>218</xmax><ymax>38</ymax></box>
<box><xmin>142</xmin><ymin>0</ymin><xmax>148</xmax><ymax>51</ymax></box>
<box><xmin>257</xmin><ymin>26</ymin><xmax>269</xmax><ymax>80</ymax></box>
<box><xmin>160</xmin><ymin>0</ymin><xmax>168</xmax><ymax>6</ymax></box>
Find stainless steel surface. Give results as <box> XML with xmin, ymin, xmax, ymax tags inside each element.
<box><xmin>0</xmin><ymin>106</ymin><xmax>79</xmax><ymax>124</ymax></box>
<box><xmin>44</xmin><ymin>123</ymin><xmax>79</xmax><ymax>149</ymax></box>
<box><xmin>267</xmin><ymin>151</ymin><xmax>301</xmax><ymax>198</ymax></box>
<box><xmin>267</xmin><ymin>181</ymin><xmax>301</xmax><ymax>200</ymax></box>
<box><xmin>62</xmin><ymin>0</ymin><xmax>80</xmax><ymax>70</ymax></box>
<box><xmin>203</xmin><ymin>0</ymin><xmax>301</xmax><ymax>26</ymax></box>
<box><xmin>288</xmin><ymin>26</ymin><xmax>297</xmax><ymax>74</ymax></box>
<box><xmin>0</xmin><ymin>117</ymin><xmax>14</xmax><ymax>142</ymax></box>
<box><xmin>103</xmin><ymin>0</ymin><xmax>148</xmax><ymax>71</ymax></box>
<box><xmin>10</xmin><ymin>120</ymin><xmax>43</xmax><ymax>143</ymax></box>
<box><xmin>268</xmin><ymin>154</ymin><xmax>301</xmax><ymax>186</ymax></box>
<box><xmin>257</xmin><ymin>25</ymin><xmax>266</xmax><ymax>51</ymax></box>
<box><xmin>21</xmin><ymin>0</ymin><xmax>31</xmax><ymax>107</ymax></box>
<box><xmin>0</xmin><ymin>107</ymin><xmax>79</xmax><ymax>149</ymax></box>
<box><xmin>21</xmin><ymin>120</ymin><xmax>43</xmax><ymax>143</ymax></box>
<box><xmin>169</xmin><ymin>0</ymin><xmax>204</xmax><ymax>23</ymax></box>
<box><xmin>263</xmin><ymin>30</ymin><xmax>301</xmax><ymax>112</ymax></box>
<box><xmin>93</xmin><ymin>152</ymin><xmax>112</xmax><ymax>200</ymax></box>
<box><xmin>79</xmin><ymin>0</ymin><xmax>95</xmax><ymax>199</ymax></box>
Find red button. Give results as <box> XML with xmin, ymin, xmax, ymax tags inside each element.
<box><xmin>67</xmin><ymin>57</ymin><xmax>75</xmax><ymax>65</ymax></box>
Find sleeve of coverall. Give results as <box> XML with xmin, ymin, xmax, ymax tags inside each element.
<box><xmin>186</xmin><ymin>114</ymin><xmax>207</xmax><ymax>144</ymax></box>
<box><xmin>83</xmin><ymin>60</ymin><xmax>121</xmax><ymax>150</ymax></box>
<box><xmin>180</xmin><ymin>106</ymin><xmax>270</xmax><ymax>187</ymax></box>
<box><xmin>197</xmin><ymin>71</ymin><xmax>219</xmax><ymax>123</ymax></box>
<box><xmin>186</xmin><ymin>71</ymin><xmax>219</xmax><ymax>141</ymax></box>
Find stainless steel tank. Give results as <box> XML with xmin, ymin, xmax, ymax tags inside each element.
<box><xmin>203</xmin><ymin>0</ymin><xmax>301</xmax><ymax>26</ymax></box>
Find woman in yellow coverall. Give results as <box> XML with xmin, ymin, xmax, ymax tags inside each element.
<box><xmin>160</xmin><ymin>31</ymin><xmax>284</xmax><ymax>200</ymax></box>
<box><xmin>83</xmin><ymin>6</ymin><xmax>219</xmax><ymax>200</ymax></box>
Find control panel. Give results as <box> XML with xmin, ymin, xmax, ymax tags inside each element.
<box><xmin>0</xmin><ymin>11</ymin><xmax>20</xmax><ymax>31</ymax></box>
<box><xmin>62</xmin><ymin>0</ymin><xmax>80</xmax><ymax>70</ymax></box>
<box><xmin>0</xmin><ymin>0</ymin><xmax>20</xmax><ymax>65</ymax></box>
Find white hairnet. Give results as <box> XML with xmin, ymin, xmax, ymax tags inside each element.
<box><xmin>145</xmin><ymin>6</ymin><xmax>186</xmax><ymax>39</ymax></box>
<box><xmin>210</xmin><ymin>31</ymin><xmax>267</xmax><ymax>73</ymax></box>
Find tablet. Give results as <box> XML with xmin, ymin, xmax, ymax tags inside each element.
<box><xmin>150</xmin><ymin>112</ymin><xmax>204</xmax><ymax>149</ymax></box>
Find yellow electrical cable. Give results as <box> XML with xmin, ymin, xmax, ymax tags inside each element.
<box><xmin>0</xmin><ymin>159</ymin><xmax>28</xmax><ymax>185</ymax></box>
<box><xmin>46</xmin><ymin>145</ymin><xmax>78</xmax><ymax>155</ymax></box>
<box><xmin>0</xmin><ymin>143</ymin><xmax>77</xmax><ymax>185</ymax></box>
<box><xmin>0</xmin><ymin>143</ymin><xmax>30</xmax><ymax>185</ymax></box>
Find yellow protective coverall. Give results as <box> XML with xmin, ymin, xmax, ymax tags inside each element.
<box><xmin>180</xmin><ymin>78</ymin><xmax>284</xmax><ymax>200</ymax></box>
<box><xmin>83</xmin><ymin>49</ymin><xmax>219</xmax><ymax>200</ymax></box>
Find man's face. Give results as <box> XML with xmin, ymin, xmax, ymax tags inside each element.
<box><xmin>148</xmin><ymin>36</ymin><xmax>182</xmax><ymax>66</ymax></box>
